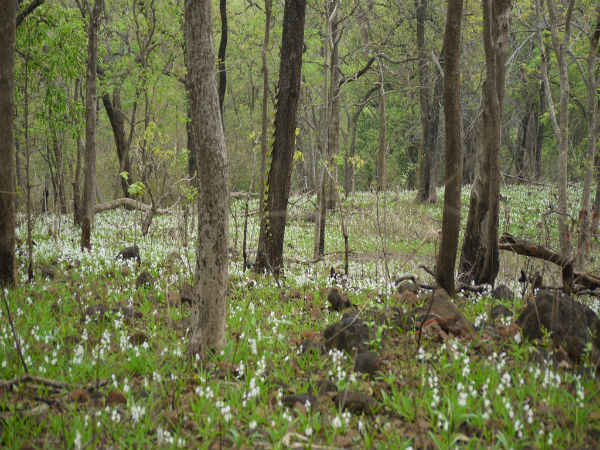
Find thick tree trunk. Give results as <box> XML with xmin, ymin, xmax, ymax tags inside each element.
<box><xmin>459</xmin><ymin>0</ymin><xmax>511</xmax><ymax>285</ymax></box>
<box><xmin>435</xmin><ymin>0</ymin><xmax>463</xmax><ymax>296</ymax></box>
<box><xmin>254</xmin><ymin>0</ymin><xmax>306</xmax><ymax>274</ymax></box>
<box><xmin>414</xmin><ymin>0</ymin><xmax>441</xmax><ymax>203</ymax></box>
<box><xmin>0</xmin><ymin>0</ymin><xmax>17</xmax><ymax>286</ymax></box>
<box><xmin>81</xmin><ymin>0</ymin><xmax>103</xmax><ymax>251</ymax></box>
<box><xmin>185</xmin><ymin>0</ymin><xmax>230</xmax><ymax>358</ymax></box>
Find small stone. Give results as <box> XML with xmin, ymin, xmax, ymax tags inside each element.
<box><xmin>70</xmin><ymin>388</ymin><xmax>90</xmax><ymax>403</ymax></box>
<box><xmin>335</xmin><ymin>390</ymin><xmax>376</xmax><ymax>415</ymax></box>
<box><xmin>167</xmin><ymin>290</ymin><xmax>180</xmax><ymax>307</ymax></box>
<box><xmin>107</xmin><ymin>390</ymin><xmax>127</xmax><ymax>406</ymax></box>
<box><xmin>354</xmin><ymin>351</ymin><xmax>382</xmax><ymax>375</ymax></box>
<box><xmin>491</xmin><ymin>284</ymin><xmax>514</xmax><ymax>301</ymax></box>
<box><xmin>327</xmin><ymin>286</ymin><xmax>352</xmax><ymax>312</ymax></box>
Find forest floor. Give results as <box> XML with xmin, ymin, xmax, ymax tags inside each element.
<box><xmin>1</xmin><ymin>184</ymin><xmax>600</xmax><ymax>450</ymax></box>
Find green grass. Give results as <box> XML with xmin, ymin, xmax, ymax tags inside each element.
<box><xmin>1</xmin><ymin>184</ymin><xmax>599</xmax><ymax>449</ymax></box>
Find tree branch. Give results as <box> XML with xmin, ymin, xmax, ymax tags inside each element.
<box><xmin>16</xmin><ymin>0</ymin><xmax>45</xmax><ymax>27</ymax></box>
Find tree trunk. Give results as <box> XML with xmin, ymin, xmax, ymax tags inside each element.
<box><xmin>0</xmin><ymin>0</ymin><xmax>17</xmax><ymax>286</ymax></box>
<box><xmin>435</xmin><ymin>0</ymin><xmax>463</xmax><ymax>296</ymax></box>
<box><xmin>314</xmin><ymin>0</ymin><xmax>340</xmax><ymax>258</ymax></box>
<box><xmin>185</xmin><ymin>0</ymin><xmax>230</xmax><ymax>358</ymax></box>
<box><xmin>459</xmin><ymin>0</ymin><xmax>511</xmax><ymax>285</ymax></box>
<box><xmin>414</xmin><ymin>0</ymin><xmax>441</xmax><ymax>203</ymax></box>
<box><xmin>253</xmin><ymin>0</ymin><xmax>306</xmax><ymax>274</ymax></box>
<box><xmin>537</xmin><ymin>0</ymin><xmax>574</xmax><ymax>259</ymax></box>
<box><xmin>258</xmin><ymin>0</ymin><xmax>272</xmax><ymax>236</ymax></box>
<box><xmin>81</xmin><ymin>0</ymin><xmax>103</xmax><ymax>251</ymax></box>
<box><xmin>376</xmin><ymin>61</ymin><xmax>386</xmax><ymax>192</ymax></box>
<box><xmin>101</xmin><ymin>92</ymin><xmax>132</xmax><ymax>198</ymax></box>
<box><xmin>217</xmin><ymin>0</ymin><xmax>227</xmax><ymax>127</ymax></box>
<box><xmin>532</xmin><ymin>81</ymin><xmax>545</xmax><ymax>179</ymax></box>
<box><xmin>575</xmin><ymin>6</ymin><xmax>600</xmax><ymax>269</ymax></box>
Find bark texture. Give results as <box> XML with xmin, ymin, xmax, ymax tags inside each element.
<box><xmin>80</xmin><ymin>0</ymin><xmax>103</xmax><ymax>251</ymax></box>
<box><xmin>537</xmin><ymin>0</ymin><xmax>574</xmax><ymax>259</ymax></box>
<box><xmin>415</xmin><ymin>0</ymin><xmax>441</xmax><ymax>203</ymax></box>
<box><xmin>459</xmin><ymin>0</ymin><xmax>511</xmax><ymax>285</ymax></box>
<box><xmin>253</xmin><ymin>0</ymin><xmax>306</xmax><ymax>273</ymax></box>
<box><xmin>0</xmin><ymin>0</ymin><xmax>17</xmax><ymax>286</ymax></box>
<box><xmin>185</xmin><ymin>0</ymin><xmax>230</xmax><ymax>357</ymax></box>
<box><xmin>435</xmin><ymin>0</ymin><xmax>463</xmax><ymax>296</ymax></box>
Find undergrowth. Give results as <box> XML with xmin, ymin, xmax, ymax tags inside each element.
<box><xmin>1</xmin><ymin>184</ymin><xmax>599</xmax><ymax>449</ymax></box>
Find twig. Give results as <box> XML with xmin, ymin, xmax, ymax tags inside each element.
<box><xmin>419</xmin><ymin>264</ymin><xmax>436</xmax><ymax>279</ymax></box>
<box><xmin>0</xmin><ymin>374</ymin><xmax>67</xmax><ymax>390</ymax></box>
<box><xmin>2</xmin><ymin>290</ymin><xmax>28</xmax><ymax>375</ymax></box>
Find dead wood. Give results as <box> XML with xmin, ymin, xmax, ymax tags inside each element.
<box><xmin>499</xmin><ymin>233</ymin><xmax>600</xmax><ymax>293</ymax></box>
<box><xmin>94</xmin><ymin>198</ymin><xmax>170</xmax><ymax>215</ymax></box>
<box><xmin>0</xmin><ymin>374</ymin><xmax>68</xmax><ymax>390</ymax></box>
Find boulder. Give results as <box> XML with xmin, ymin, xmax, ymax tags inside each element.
<box><xmin>517</xmin><ymin>290</ymin><xmax>600</xmax><ymax>362</ymax></box>
<box><xmin>491</xmin><ymin>284</ymin><xmax>514</xmax><ymax>301</ymax></box>
<box><xmin>409</xmin><ymin>290</ymin><xmax>474</xmax><ymax>338</ymax></box>
<box><xmin>324</xmin><ymin>312</ymin><xmax>372</xmax><ymax>353</ymax></box>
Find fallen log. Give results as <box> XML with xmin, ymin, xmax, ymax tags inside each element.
<box><xmin>94</xmin><ymin>198</ymin><xmax>171</xmax><ymax>215</ymax></box>
<box><xmin>499</xmin><ymin>233</ymin><xmax>600</xmax><ymax>293</ymax></box>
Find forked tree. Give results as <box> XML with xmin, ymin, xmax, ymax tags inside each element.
<box><xmin>459</xmin><ymin>0</ymin><xmax>512</xmax><ymax>285</ymax></box>
<box><xmin>185</xmin><ymin>0</ymin><xmax>230</xmax><ymax>358</ymax></box>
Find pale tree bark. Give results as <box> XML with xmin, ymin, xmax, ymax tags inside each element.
<box><xmin>575</xmin><ymin>6</ymin><xmax>600</xmax><ymax>269</ymax></box>
<box><xmin>253</xmin><ymin>0</ymin><xmax>307</xmax><ymax>274</ymax></box>
<box><xmin>459</xmin><ymin>0</ymin><xmax>511</xmax><ymax>285</ymax></box>
<box><xmin>0</xmin><ymin>0</ymin><xmax>17</xmax><ymax>286</ymax></box>
<box><xmin>80</xmin><ymin>0</ymin><xmax>103</xmax><ymax>251</ymax></box>
<box><xmin>536</xmin><ymin>0</ymin><xmax>574</xmax><ymax>259</ymax></box>
<box><xmin>185</xmin><ymin>0</ymin><xmax>230</xmax><ymax>358</ymax></box>
<box><xmin>435</xmin><ymin>0</ymin><xmax>463</xmax><ymax>296</ymax></box>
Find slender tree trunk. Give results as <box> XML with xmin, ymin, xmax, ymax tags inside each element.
<box><xmin>185</xmin><ymin>0</ymin><xmax>230</xmax><ymax>358</ymax></box>
<box><xmin>0</xmin><ymin>0</ymin><xmax>17</xmax><ymax>286</ymax></box>
<box><xmin>314</xmin><ymin>0</ymin><xmax>340</xmax><ymax>257</ymax></box>
<box><xmin>533</xmin><ymin>81</ymin><xmax>545</xmax><ymax>179</ymax></box>
<box><xmin>435</xmin><ymin>0</ymin><xmax>463</xmax><ymax>296</ymax></box>
<box><xmin>376</xmin><ymin>60</ymin><xmax>386</xmax><ymax>192</ymax></box>
<box><xmin>254</xmin><ymin>0</ymin><xmax>307</xmax><ymax>274</ymax></box>
<box><xmin>537</xmin><ymin>0</ymin><xmax>574</xmax><ymax>259</ymax></box>
<box><xmin>102</xmin><ymin>92</ymin><xmax>133</xmax><ymax>198</ymax></box>
<box><xmin>258</xmin><ymin>0</ymin><xmax>272</xmax><ymax>235</ymax></box>
<box><xmin>81</xmin><ymin>0</ymin><xmax>104</xmax><ymax>251</ymax></box>
<box><xmin>575</xmin><ymin>6</ymin><xmax>600</xmax><ymax>269</ymax></box>
<box><xmin>217</xmin><ymin>0</ymin><xmax>227</xmax><ymax>128</ymax></box>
